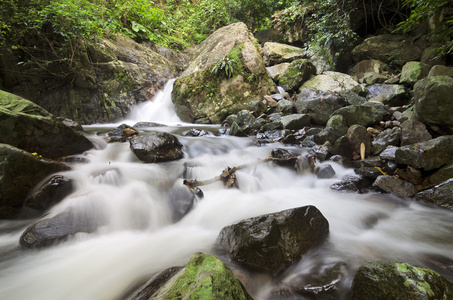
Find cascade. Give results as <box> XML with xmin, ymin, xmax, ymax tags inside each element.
<box><xmin>0</xmin><ymin>80</ymin><xmax>452</xmax><ymax>300</ymax></box>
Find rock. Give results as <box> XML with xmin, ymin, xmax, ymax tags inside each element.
<box><xmin>314</xmin><ymin>115</ymin><xmax>349</xmax><ymax>145</ymax></box>
<box><xmin>316</xmin><ymin>164</ymin><xmax>336</xmax><ymax>179</ymax></box>
<box><xmin>129</xmin><ymin>132</ymin><xmax>184</xmax><ymax>163</ymax></box>
<box><xmin>349</xmin><ymin>261</ymin><xmax>453</xmax><ymax>300</ymax></box>
<box><xmin>351</xmin><ymin>34</ymin><xmax>423</xmax><ymax>67</ymax></box>
<box><xmin>172</xmin><ymin>23</ymin><xmax>277</xmax><ymax>123</ymax></box>
<box><xmin>330</xmin><ymin>103</ymin><xmax>391</xmax><ymax>128</ymax></box>
<box><xmin>299</xmin><ymin>71</ymin><xmax>360</xmax><ymax>94</ymax></box>
<box><xmin>280</xmin><ymin>114</ymin><xmax>310</xmax><ymax>130</ymax></box>
<box><xmin>422</xmin><ymin>46</ymin><xmax>447</xmax><ymax>66</ymax></box>
<box><xmin>0</xmin><ymin>144</ymin><xmax>68</xmax><ymax>218</ymax></box>
<box><xmin>147</xmin><ymin>253</ymin><xmax>252</xmax><ymax>299</ymax></box>
<box><xmin>295</xmin><ymin>89</ymin><xmax>346</xmax><ymax>125</ymax></box>
<box><xmin>278</xmin><ymin>59</ymin><xmax>317</xmax><ymax>91</ymax></box>
<box><xmin>428</xmin><ymin>65</ymin><xmax>453</xmax><ymax>78</ymax></box>
<box><xmin>349</xmin><ymin>59</ymin><xmax>391</xmax><ymax>80</ymax></box>
<box><xmin>167</xmin><ymin>186</ymin><xmax>195</xmax><ymax>222</ymax></box>
<box><xmin>129</xmin><ymin>267</ymin><xmax>183</xmax><ymax>300</ymax></box>
<box><xmin>347</xmin><ymin>125</ymin><xmax>372</xmax><ymax>158</ymax></box>
<box><xmin>24</xmin><ymin>175</ymin><xmax>74</xmax><ymax>211</ymax></box>
<box><xmin>400</xmin><ymin>61</ymin><xmax>431</xmax><ymax>86</ymax></box>
<box><xmin>355</xmin><ymin>167</ymin><xmax>385</xmax><ymax>180</ymax></box>
<box><xmin>394</xmin><ymin>166</ymin><xmax>423</xmax><ymax>186</ymax></box>
<box><xmin>217</xmin><ymin>206</ymin><xmax>329</xmax><ymax>273</ymax></box>
<box><xmin>133</xmin><ymin>122</ymin><xmax>166</xmax><ymax>128</ymax></box>
<box><xmin>0</xmin><ymin>90</ymin><xmax>93</xmax><ymax>159</ymax></box>
<box><xmin>20</xmin><ymin>209</ymin><xmax>102</xmax><ymax>248</ymax></box>
<box><xmin>183</xmin><ymin>128</ymin><xmax>210</xmax><ymax>137</ymax></box>
<box><xmin>429</xmin><ymin>164</ymin><xmax>453</xmax><ymax>186</ymax></box>
<box><xmin>263</xmin><ymin>42</ymin><xmax>306</xmax><ymax>66</ymax></box>
<box><xmin>344</xmin><ymin>90</ymin><xmax>366</xmax><ymax>105</ymax></box>
<box><xmin>380</xmin><ymin>145</ymin><xmax>399</xmax><ymax>161</ymax></box>
<box><xmin>248</xmin><ymin>100</ymin><xmax>266</xmax><ymax>115</ymax></box>
<box><xmin>330</xmin><ymin>136</ymin><xmax>352</xmax><ymax>159</ymax></box>
<box><xmin>330</xmin><ymin>175</ymin><xmax>371</xmax><ymax>193</ymax></box>
<box><xmin>372</xmin><ymin>127</ymin><xmax>401</xmax><ymax>155</ymax></box>
<box><xmin>415</xmin><ymin>179</ymin><xmax>453</xmax><ymax>209</ymax></box>
<box><xmin>108</xmin><ymin>124</ymin><xmax>135</xmax><ymax>137</ymax></box>
<box><xmin>362</xmin><ymin>72</ymin><xmax>388</xmax><ymax>85</ymax></box>
<box><xmin>414</xmin><ymin>76</ymin><xmax>453</xmax><ymax>135</ymax></box>
<box><xmin>266</xmin><ymin>63</ymin><xmax>290</xmax><ymax>81</ymax></box>
<box><xmin>276</xmin><ymin>99</ymin><xmax>294</xmax><ymax>115</ymax></box>
<box><xmin>366</xmin><ymin>84</ymin><xmax>409</xmax><ymax>106</ymax></box>
<box><xmin>400</xmin><ymin>119</ymin><xmax>432</xmax><ymax>146</ymax></box>
<box><xmin>373</xmin><ymin>175</ymin><xmax>417</xmax><ymax>197</ymax></box>
<box><xmin>395</xmin><ymin>136</ymin><xmax>453</xmax><ymax>171</ymax></box>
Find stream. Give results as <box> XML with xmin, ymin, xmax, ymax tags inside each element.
<box><xmin>0</xmin><ymin>80</ymin><xmax>452</xmax><ymax>299</ymax></box>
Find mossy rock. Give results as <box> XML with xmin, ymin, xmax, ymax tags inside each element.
<box><xmin>349</xmin><ymin>261</ymin><xmax>453</xmax><ymax>300</ymax></box>
<box><xmin>0</xmin><ymin>90</ymin><xmax>93</xmax><ymax>159</ymax></box>
<box><xmin>150</xmin><ymin>253</ymin><xmax>252</xmax><ymax>299</ymax></box>
<box><xmin>279</xmin><ymin>59</ymin><xmax>317</xmax><ymax>91</ymax></box>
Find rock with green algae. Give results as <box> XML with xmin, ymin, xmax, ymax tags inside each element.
<box><xmin>278</xmin><ymin>59</ymin><xmax>317</xmax><ymax>91</ymax></box>
<box><xmin>349</xmin><ymin>261</ymin><xmax>453</xmax><ymax>300</ymax></box>
<box><xmin>148</xmin><ymin>253</ymin><xmax>253</xmax><ymax>300</ymax></box>
<box><xmin>172</xmin><ymin>22</ymin><xmax>277</xmax><ymax>124</ymax></box>
<box><xmin>0</xmin><ymin>90</ymin><xmax>93</xmax><ymax>159</ymax></box>
<box><xmin>0</xmin><ymin>143</ymin><xmax>68</xmax><ymax>219</ymax></box>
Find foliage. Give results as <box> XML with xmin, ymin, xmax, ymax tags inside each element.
<box><xmin>211</xmin><ymin>43</ymin><xmax>244</xmax><ymax>78</ymax></box>
<box><xmin>396</xmin><ymin>0</ymin><xmax>453</xmax><ymax>55</ymax></box>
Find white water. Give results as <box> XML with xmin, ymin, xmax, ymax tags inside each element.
<box><xmin>1</xmin><ymin>81</ymin><xmax>453</xmax><ymax>300</ymax></box>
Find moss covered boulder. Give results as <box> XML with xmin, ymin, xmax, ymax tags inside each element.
<box><xmin>0</xmin><ymin>90</ymin><xmax>93</xmax><ymax>159</ymax></box>
<box><xmin>299</xmin><ymin>71</ymin><xmax>360</xmax><ymax>94</ymax></box>
<box><xmin>0</xmin><ymin>144</ymin><xmax>68</xmax><ymax>218</ymax></box>
<box><xmin>349</xmin><ymin>261</ymin><xmax>453</xmax><ymax>300</ymax></box>
<box><xmin>279</xmin><ymin>59</ymin><xmax>317</xmax><ymax>91</ymax></box>
<box><xmin>263</xmin><ymin>42</ymin><xmax>307</xmax><ymax>66</ymax></box>
<box><xmin>148</xmin><ymin>253</ymin><xmax>252</xmax><ymax>299</ymax></box>
<box><xmin>172</xmin><ymin>22</ymin><xmax>277</xmax><ymax>123</ymax></box>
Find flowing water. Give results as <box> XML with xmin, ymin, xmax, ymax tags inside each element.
<box><xmin>1</xmin><ymin>80</ymin><xmax>453</xmax><ymax>299</ymax></box>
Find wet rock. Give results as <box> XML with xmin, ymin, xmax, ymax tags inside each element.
<box><xmin>0</xmin><ymin>90</ymin><xmax>93</xmax><ymax>159</ymax></box>
<box><xmin>355</xmin><ymin>167</ymin><xmax>385</xmax><ymax>180</ymax></box>
<box><xmin>373</xmin><ymin>175</ymin><xmax>417</xmax><ymax>197</ymax></box>
<box><xmin>183</xmin><ymin>128</ymin><xmax>210</xmax><ymax>137</ymax></box>
<box><xmin>400</xmin><ymin>61</ymin><xmax>431</xmax><ymax>86</ymax></box>
<box><xmin>349</xmin><ymin>261</ymin><xmax>453</xmax><ymax>300</ymax></box>
<box><xmin>372</xmin><ymin>127</ymin><xmax>401</xmax><ymax>155</ymax></box>
<box><xmin>270</xmin><ymin>148</ymin><xmax>298</xmax><ymax>169</ymax></box>
<box><xmin>331</xmin><ymin>103</ymin><xmax>390</xmax><ymax>128</ymax></box>
<box><xmin>278</xmin><ymin>59</ymin><xmax>317</xmax><ymax>91</ymax></box>
<box><xmin>276</xmin><ymin>100</ymin><xmax>294</xmax><ymax>115</ymax></box>
<box><xmin>394</xmin><ymin>166</ymin><xmax>423</xmax><ymax>186</ymax></box>
<box><xmin>395</xmin><ymin>136</ymin><xmax>453</xmax><ymax>171</ymax></box>
<box><xmin>129</xmin><ymin>267</ymin><xmax>183</xmax><ymax>300</ymax></box>
<box><xmin>167</xmin><ymin>186</ymin><xmax>195</xmax><ymax>222</ymax></box>
<box><xmin>133</xmin><ymin>122</ymin><xmax>166</xmax><ymax>128</ymax></box>
<box><xmin>256</xmin><ymin>130</ymin><xmax>287</xmax><ymax>142</ymax></box>
<box><xmin>172</xmin><ymin>23</ymin><xmax>277</xmax><ymax>123</ymax></box>
<box><xmin>0</xmin><ymin>144</ymin><xmax>69</xmax><ymax>218</ymax></box>
<box><xmin>217</xmin><ymin>206</ymin><xmax>329</xmax><ymax>273</ymax></box>
<box><xmin>414</xmin><ymin>76</ymin><xmax>453</xmax><ymax>135</ymax></box>
<box><xmin>295</xmin><ymin>89</ymin><xmax>346</xmax><ymax>125</ymax></box>
<box><xmin>366</xmin><ymin>84</ymin><xmax>409</xmax><ymax>106</ymax></box>
<box><xmin>415</xmin><ymin>179</ymin><xmax>453</xmax><ymax>209</ymax></box>
<box><xmin>330</xmin><ymin>175</ymin><xmax>371</xmax><ymax>193</ymax></box>
<box><xmin>428</xmin><ymin>164</ymin><xmax>453</xmax><ymax>186</ymax></box>
<box><xmin>310</xmin><ymin>143</ymin><xmax>331</xmax><ymax>161</ymax></box>
<box><xmin>130</xmin><ymin>132</ymin><xmax>184</xmax><ymax>163</ymax></box>
<box><xmin>299</xmin><ymin>71</ymin><xmax>360</xmax><ymax>94</ymax></box>
<box><xmin>24</xmin><ymin>175</ymin><xmax>74</xmax><ymax>211</ymax></box>
<box><xmin>347</xmin><ymin>125</ymin><xmax>372</xmax><ymax>158</ymax></box>
<box><xmin>330</xmin><ymin>136</ymin><xmax>352</xmax><ymax>159</ymax></box>
<box><xmin>400</xmin><ymin>119</ymin><xmax>432</xmax><ymax>146</ymax></box>
<box><xmin>351</xmin><ymin>34</ymin><xmax>423</xmax><ymax>67</ymax></box>
<box><xmin>280</xmin><ymin>114</ymin><xmax>310</xmax><ymax>130</ymax></box>
<box><xmin>316</xmin><ymin>164</ymin><xmax>336</xmax><ymax>179</ymax></box>
<box><xmin>263</xmin><ymin>42</ymin><xmax>306</xmax><ymax>66</ymax></box>
<box><xmin>108</xmin><ymin>124</ymin><xmax>134</xmax><ymax>137</ymax></box>
<box><xmin>20</xmin><ymin>209</ymin><xmax>102</xmax><ymax>248</ymax></box>
<box><xmin>380</xmin><ymin>145</ymin><xmax>399</xmax><ymax>161</ymax></box>
<box><xmin>148</xmin><ymin>253</ymin><xmax>252</xmax><ymax>299</ymax></box>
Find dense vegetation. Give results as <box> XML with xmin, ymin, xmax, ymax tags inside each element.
<box><xmin>0</xmin><ymin>0</ymin><xmax>451</xmax><ymax>68</ymax></box>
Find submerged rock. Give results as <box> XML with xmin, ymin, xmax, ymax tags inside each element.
<box><xmin>145</xmin><ymin>253</ymin><xmax>252</xmax><ymax>299</ymax></box>
<box><xmin>349</xmin><ymin>261</ymin><xmax>453</xmax><ymax>300</ymax></box>
<box><xmin>0</xmin><ymin>90</ymin><xmax>93</xmax><ymax>159</ymax></box>
<box><xmin>130</xmin><ymin>132</ymin><xmax>183</xmax><ymax>163</ymax></box>
<box><xmin>0</xmin><ymin>144</ymin><xmax>68</xmax><ymax>218</ymax></box>
<box><xmin>217</xmin><ymin>205</ymin><xmax>329</xmax><ymax>273</ymax></box>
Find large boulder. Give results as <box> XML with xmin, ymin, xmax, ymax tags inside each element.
<box><xmin>24</xmin><ymin>175</ymin><xmax>74</xmax><ymax>211</ymax></box>
<box><xmin>373</xmin><ymin>175</ymin><xmax>417</xmax><ymax>197</ymax></box>
<box><xmin>415</xmin><ymin>179</ymin><xmax>453</xmax><ymax>209</ymax></box>
<box><xmin>217</xmin><ymin>205</ymin><xmax>329</xmax><ymax>273</ymax></box>
<box><xmin>413</xmin><ymin>76</ymin><xmax>453</xmax><ymax>135</ymax></box>
<box><xmin>278</xmin><ymin>59</ymin><xmax>317</xmax><ymax>91</ymax></box>
<box><xmin>349</xmin><ymin>261</ymin><xmax>453</xmax><ymax>300</ymax></box>
<box><xmin>295</xmin><ymin>89</ymin><xmax>347</xmax><ymax>125</ymax></box>
<box><xmin>129</xmin><ymin>132</ymin><xmax>184</xmax><ymax>163</ymax></box>
<box><xmin>330</xmin><ymin>103</ymin><xmax>391</xmax><ymax>128</ymax></box>
<box><xmin>351</xmin><ymin>34</ymin><xmax>424</xmax><ymax>67</ymax></box>
<box><xmin>349</xmin><ymin>59</ymin><xmax>391</xmax><ymax>80</ymax></box>
<box><xmin>0</xmin><ymin>144</ymin><xmax>68</xmax><ymax>218</ymax></box>
<box><xmin>172</xmin><ymin>23</ymin><xmax>277</xmax><ymax>123</ymax></box>
<box><xmin>142</xmin><ymin>253</ymin><xmax>253</xmax><ymax>299</ymax></box>
<box><xmin>395</xmin><ymin>136</ymin><xmax>453</xmax><ymax>171</ymax></box>
<box><xmin>0</xmin><ymin>90</ymin><xmax>93</xmax><ymax>159</ymax></box>
<box><xmin>299</xmin><ymin>71</ymin><xmax>360</xmax><ymax>94</ymax></box>
<box><xmin>400</xmin><ymin>61</ymin><xmax>431</xmax><ymax>86</ymax></box>
<box><xmin>263</xmin><ymin>42</ymin><xmax>307</xmax><ymax>66</ymax></box>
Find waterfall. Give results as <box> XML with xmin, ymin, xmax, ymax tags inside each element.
<box><xmin>0</xmin><ymin>80</ymin><xmax>453</xmax><ymax>300</ymax></box>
